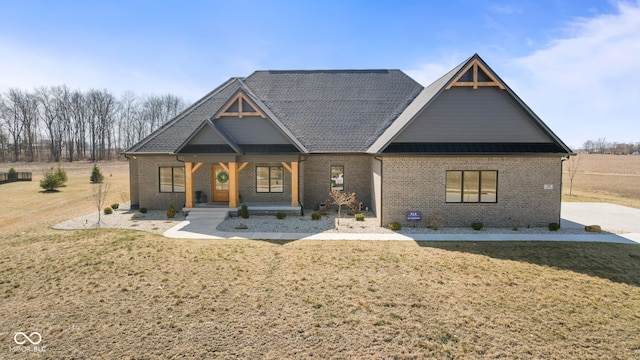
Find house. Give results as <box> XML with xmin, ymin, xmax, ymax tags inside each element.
<box><xmin>124</xmin><ymin>54</ymin><xmax>573</xmax><ymax>227</ymax></box>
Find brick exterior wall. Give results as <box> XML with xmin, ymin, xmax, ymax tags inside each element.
<box><xmin>302</xmin><ymin>154</ymin><xmax>372</xmax><ymax>210</ymax></box>
<box><xmin>380</xmin><ymin>156</ymin><xmax>563</xmax><ymax>227</ymax></box>
<box><xmin>238</xmin><ymin>162</ymin><xmax>292</xmax><ymax>203</ymax></box>
<box><xmin>133</xmin><ymin>155</ymin><xmax>186</xmax><ymax>210</ymax></box>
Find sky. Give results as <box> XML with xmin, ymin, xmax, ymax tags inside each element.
<box><xmin>1</xmin><ymin>0</ymin><xmax>639</xmax><ymax>149</ymax></box>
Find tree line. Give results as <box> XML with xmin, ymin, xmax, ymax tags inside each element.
<box><xmin>581</xmin><ymin>138</ymin><xmax>640</xmax><ymax>155</ymax></box>
<box><xmin>0</xmin><ymin>85</ymin><xmax>187</xmax><ymax>163</ymax></box>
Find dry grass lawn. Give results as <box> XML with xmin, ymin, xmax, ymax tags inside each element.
<box><xmin>1</xmin><ymin>160</ymin><xmax>639</xmax><ymax>358</ymax></box>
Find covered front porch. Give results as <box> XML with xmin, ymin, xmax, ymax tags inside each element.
<box><xmin>180</xmin><ymin>154</ymin><xmax>301</xmax><ymax>210</ymax></box>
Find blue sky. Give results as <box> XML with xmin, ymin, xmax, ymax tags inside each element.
<box><xmin>1</xmin><ymin>0</ymin><xmax>639</xmax><ymax>149</ymax></box>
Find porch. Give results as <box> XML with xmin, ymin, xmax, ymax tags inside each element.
<box><xmin>183</xmin><ymin>201</ymin><xmax>302</xmax><ymax>217</ymax></box>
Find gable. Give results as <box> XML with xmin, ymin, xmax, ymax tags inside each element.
<box><xmin>393</xmin><ymin>86</ymin><xmax>552</xmax><ymax>143</ymax></box>
<box><xmin>215</xmin><ymin>92</ymin><xmax>266</xmax><ymax>119</ymax></box>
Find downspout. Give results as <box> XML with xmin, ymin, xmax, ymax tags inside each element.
<box><xmin>298</xmin><ymin>155</ymin><xmax>308</xmax><ymax>216</ymax></box>
<box><xmin>373</xmin><ymin>155</ymin><xmax>383</xmax><ymax>227</ymax></box>
<box><xmin>559</xmin><ymin>155</ymin><xmax>570</xmax><ymax>227</ymax></box>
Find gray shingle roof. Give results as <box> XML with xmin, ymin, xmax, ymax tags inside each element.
<box><xmin>125</xmin><ymin>69</ymin><xmax>423</xmax><ymax>154</ymax></box>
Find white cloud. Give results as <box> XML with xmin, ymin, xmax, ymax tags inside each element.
<box><xmin>506</xmin><ymin>1</ymin><xmax>640</xmax><ymax>147</ymax></box>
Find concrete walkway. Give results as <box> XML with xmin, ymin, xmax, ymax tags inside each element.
<box><xmin>164</xmin><ymin>203</ymin><xmax>640</xmax><ymax>244</ymax></box>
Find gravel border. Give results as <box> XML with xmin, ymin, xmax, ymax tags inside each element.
<box><xmin>54</xmin><ymin>206</ymin><xmax>595</xmax><ymax>236</ymax></box>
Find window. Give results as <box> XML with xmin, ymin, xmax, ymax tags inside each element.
<box><xmin>256</xmin><ymin>166</ymin><xmax>283</xmax><ymax>193</ymax></box>
<box><xmin>330</xmin><ymin>165</ymin><xmax>344</xmax><ymax>191</ymax></box>
<box><xmin>446</xmin><ymin>170</ymin><xmax>497</xmax><ymax>203</ymax></box>
<box><xmin>159</xmin><ymin>166</ymin><xmax>185</xmax><ymax>193</ymax></box>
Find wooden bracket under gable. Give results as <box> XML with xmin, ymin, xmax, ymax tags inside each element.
<box><xmin>215</xmin><ymin>92</ymin><xmax>266</xmax><ymax>119</ymax></box>
<box><xmin>446</xmin><ymin>59</ymin><xmax>506</xmax><ymax>90</ymax></box>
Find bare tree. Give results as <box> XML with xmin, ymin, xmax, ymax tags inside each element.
<box><xmin>564</xmin><ymin>154</ymin><xmax>581</xmax><ymax>196</ymax></box>
<box><xmin>91</xmin><ymin>177</ymin><xmax>111</xmax><ymax>227</ymax></box>
<box><xmin>329</xmin><ymin>189</ymin><xmax>357</xmax><ymax>225</ymax></box>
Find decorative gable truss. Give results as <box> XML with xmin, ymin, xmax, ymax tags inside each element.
<box><xmin>446</xmin><ymin>58</ymin><xmax>506</xmax><ymax>90</ymax></box>
<box><xmin>215</xmin><ymin>92</ymin><xmax>266</xmax><ymax>119</ymax></box>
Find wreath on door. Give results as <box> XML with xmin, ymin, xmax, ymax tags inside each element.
<box><xmin>216</xmin><ymin>171</ymin><xmax>229</xmax><ymax>183</ymax></box>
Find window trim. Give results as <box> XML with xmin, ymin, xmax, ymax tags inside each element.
<box><xmin>445</xmin><ymin>170</ymin><xmax>498</xmax><ymax>203</ymax></box>
<box><xmin>159</xmin><ymin>166</ymin><xmax>186</xmax><ymax>193</ymax></box>
<box><xmin>256</xmin><ymin>166</ymin><xmax>284</xmax><ymax>193</ymax></box>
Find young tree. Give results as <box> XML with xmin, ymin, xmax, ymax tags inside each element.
<box><xmin>565</xmin><ymin>154</ymin><xmax>581</xmax><ymax>196</ymax></box>
<box><xmin>92</xmin><ymin>176</ymin><xmax>111</xmax><ymax>227</ymax></box>
<box><xmin>329</xmin><ymin>189</ymin><xmax>356</xmax><ymax>225</ymax></box>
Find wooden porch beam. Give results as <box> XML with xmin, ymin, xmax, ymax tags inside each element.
<box><xmin>281</xmin><ymin>161</ymin><xmax>292</xmax><ymax>173</ymax></box>
<box><xmin>228</xmin><ymin>162</ymin><xmax>239</xmax><ymax>208</ymax></box>
<box><xmin>185</xmin><ymin>162</ymin><xmax>194</xmax><ymax>207</ymax></box>
<box><xmin>290</xmin><ymin>161</ymin><xmax>299</xmax><ymax>207</ymax></box>
<box><xmin>238</xmin><ymin>162</ymin><xmax>249</xmax><ymax>173</ymax></box>
<box><xmin>192</xmin><ymin>162</ymin><xmax>203</xmax><ymax>174</ymax></box>
<box><xmin>218</xmin><ymin>162</ymin><xmax>229</xmax><ymax>172</ymax></box>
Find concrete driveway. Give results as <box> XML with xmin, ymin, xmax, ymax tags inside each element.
<box><xmin>561</xmin><ymin>202</ymin><xmax>640</xmax><ymax>242</ymax></box>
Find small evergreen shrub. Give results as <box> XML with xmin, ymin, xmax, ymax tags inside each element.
<box><xmin>39</xmin><ymin>164</ymin><xmax>68</xmax><ymax>191</ymax></box>
<box><xmin>167</xmin><ymin>204</ymin><xmax>176</xmax><ymax>219</ymax></box>
<box><xmin>104</xmin><ymin>207</ymin><xmax>113</xmax><ymax>215</ymax></box>
<box><xmin>139</xmin><ymin>207</ymin><xmax>147</xmax><ymax>213</ymax></box>
<box><xmin>548</xmin><ymin>222</ymin><xmax>560</xmax><ymax>231</ymax></box>
<box><xmin>240</xmin><ymin>205</ymin><xmax>250</xmax><ymax>219</ymax></box>
<box><xmin>7</xmin><ymin>168</ymin><xmax>16</xmax><ymax>180</ymax></box>
<box><xmin>389</xmin><ymin>221</ymin><xmax>402</xmax><ymax>231</ymax></box>
<box><xmin>354</xmin><ymin>213</ymin><xmax>365</xmax><ymax>221</ymax></box>
<box><xmin>311</xmin><ymin>211</ymin><xmax>322</xmax><ymax>220</ymax></box>
<box><xmin>471</xmin><ymin>222</ymin><xmax>484</xmax><ymax>231</ymax></box>
<box><xmin>111</xmin><ymin>203</ymin><xmax>119</xmax><ymax>210</ymax></box>
<box><xmin>90</xmin><ymin>164</ymin><xmax>104</xmax><ymax>183</ymax></box>
<box><xmin>276</xmin><ymin>211</ymin><xmax>286</xmax><ymax>219</ymax></box>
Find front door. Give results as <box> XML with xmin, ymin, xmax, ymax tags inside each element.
<box><xmin>212</xmin><ymin>165</ymin><xmax>229</xmax><ymax>202</ymax></box>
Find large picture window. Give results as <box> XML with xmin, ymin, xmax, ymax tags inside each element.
<box><xmin>446</xmin><ymin>170</ymin><xmax>497</xmax><ymax>203</ymax></box>
<box><xmin>159</xmin><ymin>166</ymin><xmax>185</xmax><ymax>193</ymax></box>
<box><xmin>330</xmin><ymin>165</ymin><xmax>344</xmax><ymax>191</ymax></box>
<box><xmin>256</xmin><ymin>166</ymin><xmax>283</xmax><ymax>193</ymax></box>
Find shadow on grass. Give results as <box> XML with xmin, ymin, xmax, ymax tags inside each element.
<box><xmin>417</xmin><ymin>241</ymin><xmax>640</xmax><ymax>287</ymax></box>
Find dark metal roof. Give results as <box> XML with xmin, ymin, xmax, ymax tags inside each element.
<box><xmin>178</xmin><ymin>144</ymin><xmax>236</xmax><ymax>154</ymax></box>
<box><xmin>382</xmin><ymin>142</ymin><xmax>569</xmax><ymax>154</ymax></box>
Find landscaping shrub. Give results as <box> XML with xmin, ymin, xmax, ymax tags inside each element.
<box><xmin>425</xmin><ymin>211</ymin><xmax>443</xmax><ymax>230</ymax></box>
<box><xmin>388</xmin><ymin>221</ymin><xmax>402</xmax><ymax>231</ymax></box>
<box><xmin>111</xmin><ymin>203</ymin><xmax>119</xmax><ymax>210</ymax></box>
<box><xmin>139</xmin><ymin>207</ymin><xmax>147</xmax><ymax>213</ymax></box>
<box><xmin>240</xmin><ymin>205</ymin><xmax>250</xmax><ymax>219</ymax></box>
<box><xmin>548</xmin><ymin>222</ymin><xmax>561</xmax><ymax>231</ymax></box>
<box><xmin>471</xmin><ymin>222</ymin><xmax>484</xmax><ymax>231</ymax></box>
<box><xmin>311</xmin><ymin>211</ymin><xmax>322</xmax><ymax>220</ymax></box>
<box><xmin>7</xmin><ymin>168</ymin><xmax>16</xmax><ymax>180</ymax></box>
<box><xmin>354</xmin><ymin>213</ymin><xmax>365</xmax><ymax>221</ymax></box>
<box><xmin>166</xmin><ymin>204</ymin><xmax>176</xmax><ymax>219</ymax></box>
<box><xmin>276</xmin><ymin>211</ymin><xmax>286</xmax><ymax>219</ymax></box>
<box><xmin>90</xmin><ymin>164</ymin><xmax>104</xmax><ymax>184</ymax></box>
<box><xmin>39</xmin><ymin>164</ymin><xmax>68</xmax><ymax>191</ymax></box>
<box><xmin>104</xmin><ymin>207</ymin><xmax>113</xmax><ymax>215</ymax></box>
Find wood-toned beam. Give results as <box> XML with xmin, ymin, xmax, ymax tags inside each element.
<box><xmin>185</xmin><ymin>162</ymin><xmax>194</xmax><ymax>207</ymax></box>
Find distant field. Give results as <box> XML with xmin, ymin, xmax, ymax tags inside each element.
<box><xmin>0</xmin><ymin>160</ymin><xmax>639</xmax><ymax>358</ymax></box>
<box><xmin>562</xmin><ymin>154</ymin><xmax>640</xmax><ymax>208</ymax></box>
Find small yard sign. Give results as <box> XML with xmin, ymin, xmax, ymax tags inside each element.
<box><xmin>406</xmin><ymin>211</ymin><xmax>422</xmax><ymax>222</ymax></box>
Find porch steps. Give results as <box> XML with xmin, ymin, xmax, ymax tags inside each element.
<box><xmin>183</xmin><ymin>207</ymin><xmax>230</xmax><ymax>222</ymax></box>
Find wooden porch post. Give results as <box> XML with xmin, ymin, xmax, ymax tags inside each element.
<box><xmin>185</xmin><ymin>162</ymin><xmax>194</xmax><ymax>208</ymax></box>
<box><xmin>228</xmin><ymin>162</ymin><xmax>238</xmax><ymax>208</ymax></box>
<box><xmin>291</xmin><ymin>161</ymin><xmax>299</xmax><ymax>207</ymax></box>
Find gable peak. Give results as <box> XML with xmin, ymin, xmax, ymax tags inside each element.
<box><xmin>446</xmin><ymin>57</ymin><xmax>506</xmax><ymax>90</ymax></box>
<box><xmin>215</xmin><ymin>91</ymin><xmax>266</xmax><ymax>119</ymax></box>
